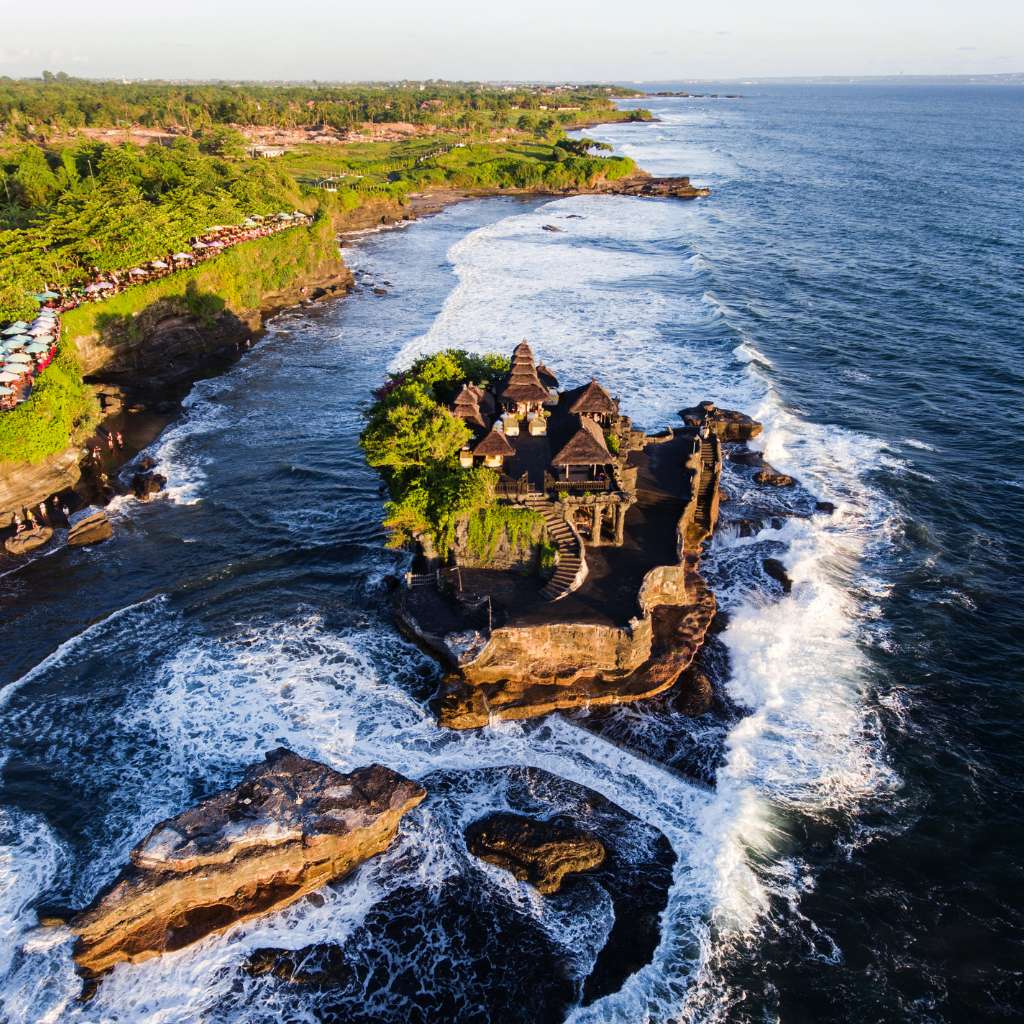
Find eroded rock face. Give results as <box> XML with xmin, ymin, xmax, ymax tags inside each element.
<box><xmin>466</xmin><ymin>813</ymin><xmax>606</xmax><ymax>894</ymax></box>
<box><xmin>70</xmin><ymin>749</ymin><xmax>426</xmax><ymax>977</ymax></box>
<box><xmin>66</xmin><ymin>507</ymin><xmax>113</xmax><ymax>546</ymax></box>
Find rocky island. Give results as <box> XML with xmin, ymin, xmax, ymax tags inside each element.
<box><xmin>69</xmin><ymin>749</ymin><xmax>425</xmax><ymax>978</ymax></box>
<box><xmin>362</xmin><ymin>342</ymin><xmax>763</xmax><ymax>728</ymax></box>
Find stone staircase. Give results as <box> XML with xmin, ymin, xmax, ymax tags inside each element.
<box><xmin>523</xmin><ymin>494</ymin><xmax>586</xmax><ymax>601</ymax></box>
<box><xmin>694</xmin><ymin>437</ymin><xmax>718</xmax><ymax>532</ymax></box>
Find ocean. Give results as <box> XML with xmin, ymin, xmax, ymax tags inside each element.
<box><xmin>1</xmin><ymin>83</ymin><xmax>1022</xmax><ymax>1022</ymax></box>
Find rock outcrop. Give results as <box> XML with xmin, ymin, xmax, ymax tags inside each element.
<box><xmin>4</xmin><ymin>526</ymin><xmax>53</xmax><ymax>556</ymax></box>
<box><xmin>66</xmin><ymin>507</ymin><xmax>112</xmax><ymax>546</ymax></box>
<box><xmin>466</xmin><ymin>813</ymin><xmax>605</xmax><ymax>894</ymax></box>
<box><xmin>0</xmin><ymin>448</ymin><xmax>82</xmax><ymax>529</ymax></box>
<box><xmin>602</xmin><ymin>175</ymin><xmax>711</xmax><ymax>199</ymax></box>
<box><xmin>131</xmin><ymin>470</ymin><xmax>166</xmax><ymax>501</ymax></box>
<box><xmin>69</xmin><ymin>749</ymin><xmax>425</xmax><ymax>977</ymax></box>
<box><xmin>755</xmin><ymin>465</ymin><xmax>795</xmax><ymax>487</ymax></box>
<box><xmin>681</xmin><ymin>401</ymin><xmax>763</xmax><ymax>442</ymax></box>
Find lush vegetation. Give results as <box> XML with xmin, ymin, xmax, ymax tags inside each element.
<box><xmin>466</xmin><ymin>506</ymin><xmax>543</xmax><ymax>560</ymax></box>
<box><xmin>60</xmin><ymin>217</ymin><xmax>338</xmax><ymax>342</ymax></box>
<box><xmin>0</xmin><ymin>77</ymin><xmax>647</xmax><ymax>137</ymax></box>
<box><xmin>1</xmin><ymin>79</ymin><xmax>646</xmax><ymax>468</ymax></box>
<box><xmin>360</xmin><ymin>349</ymin><xmax>513</xmax><ymax>556</ymax></box>
<box><xmin>0</xmin><ymin>139</ymin><xmax>305</xmax><ymax>320</ymax></box>
<box><xmin>0</xmin><ymin>345</ymin><xmax>97</xmax><ymax>463</ymax></box>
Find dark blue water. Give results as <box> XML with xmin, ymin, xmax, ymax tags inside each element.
<box><xmin>1</xmin><ymin>85</ymin><xmax>1022</xmax><ymax>1022</ymax></box>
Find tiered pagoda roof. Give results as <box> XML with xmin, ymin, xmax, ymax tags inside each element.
<box><xmin>551</xmin><ymin>416</ymin><xmax>611</xmax><ymax>466</ymax></box>
<box><xmin>501</xmin><ymin>340</ymin><xmax>550</xmax><ymax>404</ymax></box>
<box><xmin>452</xmin><ymin>383</ymin><xmax>487</xmax><ymax>431</ymax></box>
<box><xmin>536</xmin><ymin>363</ymin><xmax>559</xmax><ymax>390</ymax></box>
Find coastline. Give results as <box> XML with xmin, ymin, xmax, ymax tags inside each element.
<box><xmin>0</xmin><ymin>166</ymin><xmax>708</xmax><ymax>556</ymax></box>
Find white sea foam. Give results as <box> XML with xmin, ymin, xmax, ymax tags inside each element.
<box><xmin>1</xmin><ymin>131</ymin><xmax>900</xmax><ymax>1022</ymax></box>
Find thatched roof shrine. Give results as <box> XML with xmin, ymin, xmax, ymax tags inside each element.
<box><xmin>550</xmin><ymin>416</ymin><xmax>611</xmax><ymax>466</ymax></box>
<box><xmin>569</xmin><ymin>379</ymin><xmax>618</xmax><ymax>417</ymax></box>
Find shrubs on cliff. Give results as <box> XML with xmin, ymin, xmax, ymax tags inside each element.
<box><xmin>360</xmin><ymin>348</ymin><xmax>511</xmax><ymax>556</ymax></box>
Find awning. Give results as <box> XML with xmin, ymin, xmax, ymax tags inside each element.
<box><xmin>0</xmin><ymin>385</ymin><xmax>14</xmax><ymax>395</ymax></box>
<box><xmin>0</xmin><ymin>371</ymin><xmax>23</xmax><ymax>382</ymax></box>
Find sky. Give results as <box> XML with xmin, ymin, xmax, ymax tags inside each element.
<box><xmin>0</xmin><ymin>0</ymin><xmax>1021</xmax><ymax>82</ymax></box>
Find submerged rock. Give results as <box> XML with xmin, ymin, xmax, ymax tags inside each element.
<box><xmin>66</xmin><ymin>507</ymin><xmax>112</xmax><ymax>546</ymax></box>
<box><xmin>763</xmin><ymin>557</ymin><xmax>793</xmax><ymax>594</ymax></box>
<box><xmin>466</xmin><ymin>813</ymin><xmax>606</xmax><ymax>894</ymax></box>
<box><xmin>131</xmin><ymin>470</ymin><xmax>167</xmax><ymax>501</ymax></box>
<box><xmin>69</xmin><ymin>748</ymin><xmax>425</xmax><ymax>977</ymax></box>
<box><xmin>4</xmin><ymin>526</ymin><xmax>53</xmax><ymax>555</ymax></box>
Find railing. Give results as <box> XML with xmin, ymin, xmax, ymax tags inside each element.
<box><xmin>495</xmin><ymin>472</ymin><xmax>531</xmax><ymax>498</ymax></box>
<box><xmin>543</xmin><ymin>473</ymin><xmax>613</xmax><ymax>493</ymax></box>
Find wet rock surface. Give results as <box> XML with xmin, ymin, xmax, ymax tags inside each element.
<box><xmin>466</xmin><ymin>813</ymin><xmax>606</xmax><ymax>894</ymax></box>
<box><xmin>69</xmin><ymin>748</ymin><xmax>425</xmax><ymax>977</ymax></box>
<box><xmin>681</xmin><ymin>401</ymin><xmax>763</xmax><ymax>441</ymax></box>
<box><xmin>242</xmin><ymin>766</ymin><xmax>675</xmax><ymax>1023</ymax></box>
<box><xmin>4</xmin><ymin>526</ymin><xmax>53</xmax><ymax>555</ymax></box>
<box><xmin>763</xmin><ymin>557</ymin><xmax>794</xmax><ymax>593</ymax></box>
<box><xmin>756</xmin><ymin>465</ymin><xmax>796</xmax><ymax>487</ymax></box>
<box><xmin>66</xmin><ymin>507</ymin><xmax>113</xmax><ymax>546</ymax></box>
<box><xmin>130</xmin><ymin>470</ymin><xmax>167</xmax><ymax>501</ymax></box>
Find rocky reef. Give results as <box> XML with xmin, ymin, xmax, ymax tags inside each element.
<box><xmin>69</xmin><ymin>748</ymin><xmax>425</xmax><ymax>977</ymax></box>
<box><xmin>466</xmin><ymin>813</ymin><xmax>606</xmax><ymax>894</ymax></box>
<box><xmin>243</xmin><ymin>765</ymin><xmax>675</xmax><ymax>1021</ymax></box>
<box><xmin>600</xmin><ymin>175</ymin><xmax>711</xmax><ymax>199</ymax></box>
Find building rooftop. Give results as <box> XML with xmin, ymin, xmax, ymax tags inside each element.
<box><xmin>569</xmin><ymin>379</ymin><xmax>618</xmax><ymax>417</ymax></box>
<box><xmin>550</xmin><ymin>416</ymin><xmax>611</xmax><ymax>466</ymax></box>
<box><xmin>473</xmin><ymin>423</ymin><xmax>516</xmax><ymax>457</ymax></box>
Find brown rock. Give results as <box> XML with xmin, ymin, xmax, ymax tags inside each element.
<box><xmin>4</xmin><ymin>526</ymin><xmax>53</xmax><ymax>556</ymax></box>
<box><xmin>69</xmin><ymin>749</ymin><xmax>425</xmax><ymax>977</ymax></box>
<box><xmin>680</xmin><ymin>401</ymin><xmax>763</xmax><ymax>441</ymax></box>
<box><xmin>466</xmin><ymin>813</ymin><xmax>605</xmax><ymax>894</ymax></box>
<box><xmin>66</xmin><ymin>507</ymin><xmax>113</xmax><ymax>546</ymax></box>
<box><xmin>755</xmin><ymin>466</ymin><xmax>795</xmax><ymax>488</ymax></box>
<box><xmin>131</xmin><ymin>471</ymin><xmax>167</xmax><ymax>501</ymax></box>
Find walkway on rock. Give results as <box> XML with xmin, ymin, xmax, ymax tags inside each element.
<box><xmin>694</xmin><ymin>435</ymin><xmax>717</xmax><ymax>533</ymax></box>
<box><xmin>522</xmin><ymin>493</ymin><xmax>584</xmax><ymax>601</ymax></box>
